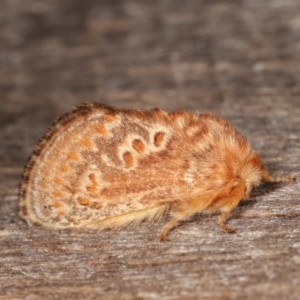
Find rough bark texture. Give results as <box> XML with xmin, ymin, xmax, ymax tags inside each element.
<box><xmin>0</xmin><ymin>1</ymin><xmax>300</xmax><ymax>299</ymax></box>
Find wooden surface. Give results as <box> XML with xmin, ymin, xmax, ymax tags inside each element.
<box><xmin>1</xmin><ymin>0</ymin><xmax>300</xmax><ymax>299</ymax></box>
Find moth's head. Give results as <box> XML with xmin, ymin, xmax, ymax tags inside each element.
<box><xmin>241</xmin><ymin>152</ymin><xmax>266</xmax><ymax>199</ymax></box>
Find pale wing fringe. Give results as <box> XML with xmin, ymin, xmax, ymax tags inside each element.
<box><xmin>82</xmin><ymin>203</ymin><xmax>171</xmax><ymax>229</ymax></box>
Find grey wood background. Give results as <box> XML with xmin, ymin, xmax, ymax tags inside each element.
<box><xmin>1</xmin><ymin>0</ymin><xmax>300</xmax><ymax>299</ymax></box>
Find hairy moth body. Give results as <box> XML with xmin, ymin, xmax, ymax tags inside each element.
<box><xmin>19</xmin><ymin>103</ymin><xmax>294</xmax><ymax>240</ymax></box>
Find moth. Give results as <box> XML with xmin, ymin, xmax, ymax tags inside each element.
<box><xmin>19</xmin><ymin>102</ymin><xmax>295</xmax><ymax>240</ymax></box>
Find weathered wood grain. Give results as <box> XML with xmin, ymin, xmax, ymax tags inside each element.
<box><xmin>0</xmin><ymin>0</ymin><xmax>299</xmax><ymax>299</ymax></box>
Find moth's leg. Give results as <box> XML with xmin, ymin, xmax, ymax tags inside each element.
<box><xmin>262</xmin><ymin>170</ymin><xmax>295</xmax><ymax>183</ymax></box>
<box><xmin>159</xmin><ymin>204</ymin><xmax>197</xmax><ymax>241</ymax></box>
<box><xmin>159</xmin><ymin>217</ymin><xmax>181</xmax><ymax>241</ymax></box>
<box><xmin>218</xmin><ymin>210</ymin><xmax>236</xmax><ymax>233</ymax></box>
<box><xmin>217</xmin><ymin>187</ymin><xmax>245</xmax><ymax>234</ymax></box>
<box><xmin>159</xmin><ymin>202</ymin><xmax>236</xmax><ymax>240</ymax></box>
<box><xmin>159</xmin><ymin>179</ymin><xmax>247</xmax><ymax>240</ymax></box>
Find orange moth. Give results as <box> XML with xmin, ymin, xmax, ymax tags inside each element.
<box><xmin>19</xmin><ymin>103</ymin><xmax>295</xmax><ymax>240</ymax></box>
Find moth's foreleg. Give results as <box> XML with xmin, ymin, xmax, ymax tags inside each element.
<box><xmin>262</xmin><ymin>170</ymin><xmax>296</xmax><ymax>183</ymax></box>
<box><xmin>215</xmin><ymin>180</ymin><xmax>247</xmax><ymax>234</ymax></box>
<box><xmin>218</xmin><ymin>210</ymin><xmax>236</xmax><ymax>233</ymax></box>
